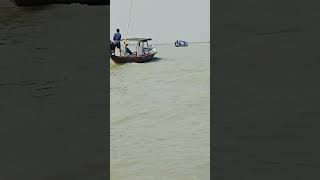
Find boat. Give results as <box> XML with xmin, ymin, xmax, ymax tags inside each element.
<box><xmin>175</xmin><ymin>40</ymin><xmax>189</xmax><ymax>47</ymax></box>
<box><xmin>109</xmin><ymin>0</ymin><xmax>158</xmax><ymax>64</ymax></box>
<box><xmin>110</xmin><ymin>38</ymin><xmax>157</xmax><ymax>64</ymax></box>
<box><xmin>11</xmin><ymin>0</ymin><xmax>109</xmax><ymax>6</ymax></box>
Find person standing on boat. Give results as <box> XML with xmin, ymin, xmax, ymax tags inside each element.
<box><xmin>113</xmin><ymin>29</ymin><xmax>122</xmax><ymax>56</ymax></box>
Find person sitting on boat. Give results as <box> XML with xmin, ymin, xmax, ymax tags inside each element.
<box><xmin>113</xmin><ymin>28</ymin><xmax>122</xmax><ymax>55</ymax></box>
<box><xmin>124</xmin><ymin>42</ymin><xmax>133</xmax><ymax>56</ymax></box>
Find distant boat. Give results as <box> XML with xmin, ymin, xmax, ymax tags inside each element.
<box><xmin>10</xmin><ymin>0</ymin><xmax>109</xmax><ymax>6</ymax></box>
<box><xmin>110</xmin><ymin>38</ymin><xmax>157</xmax><ymax>64</ymax></box>
<box><xmin>174</xmin><ymin>40</ymin><xmax>189</xmax><ymax>47</ymax></box>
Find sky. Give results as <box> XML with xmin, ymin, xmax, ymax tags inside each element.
<box><xmin>110</xmin><ymin>0</ymin><xmax>210</xmax><ymax>44</ymax></box>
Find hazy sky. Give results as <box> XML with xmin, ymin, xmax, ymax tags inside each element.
<box><xmin>110</xmin><ymin>0</ymin><xmax>210</xmax><ymax>44</ymax></box>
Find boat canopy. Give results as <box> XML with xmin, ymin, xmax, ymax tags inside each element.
<box><xmin>121</xmin><ymin>38</ymin><xmax>152</xmax><ymax>42</ymax></box>
<box><xmin>121</xmin><ymin>38</ymin><xmax>152</xmax><ymax>45</ymax></box>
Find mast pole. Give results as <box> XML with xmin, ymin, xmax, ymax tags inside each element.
<box><xmin>125</xmin><ymin>0</ymin><xmax>133</xmax><ymax>42</ymax></box>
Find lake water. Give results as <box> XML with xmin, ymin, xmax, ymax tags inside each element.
<box><xmin>110</xmin><ymin>43</ymin><xmax>210</xmax><ymax>180</ymax></box>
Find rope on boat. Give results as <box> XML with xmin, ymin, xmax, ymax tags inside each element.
<box><xmin>125</xmin><ymin>0</ymin><xmax>133</xmax><ymax>42</ymax></box>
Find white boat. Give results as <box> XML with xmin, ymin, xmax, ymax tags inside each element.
<box><xmin>175</xmin><ymin>40</ymin><xmax>189</xmax><ymax>47</ymax></box>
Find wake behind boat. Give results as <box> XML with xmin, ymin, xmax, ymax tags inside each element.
<box><xmin>110</xmin><ymin>38</ymin><xmax>157</xmax><ymax>64</ymax></box>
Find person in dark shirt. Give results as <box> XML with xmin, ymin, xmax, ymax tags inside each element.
<box><xmin>113</xmin><ymin>29</ymin><xmax>122</xmax><ymax>55</ymax></box>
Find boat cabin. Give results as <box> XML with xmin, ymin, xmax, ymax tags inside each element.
<box><xmin>136</xmin><ymin>38</ymin><xmax>152</xmax><ymax>56</ymax></box>
<box><xmin>113</xmin><ymin>38</ymin><xmax>156</xmax><ymax>57</ymax></box>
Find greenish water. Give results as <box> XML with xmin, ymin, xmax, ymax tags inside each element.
<box><xmin>111</xmin><ymin>43</ymin><xmax>210</xmax><ymax>180</ymax></box>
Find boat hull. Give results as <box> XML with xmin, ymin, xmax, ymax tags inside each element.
<box><xmin>111</xmin><ymin>52</ymin><xmax>157</xmax><ymax>64</ymax></box>
<box><xmin>11</xmin><ymin>0</ymin><xmax>109</xmax><ymax>6</ymax></box>
<box><xmin>175</xmin><ymin>44</ymin><xmax>188</xmax><ymax>47</ymax></box>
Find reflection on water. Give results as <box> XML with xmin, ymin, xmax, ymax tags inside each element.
<box><xmin>111</xmin><ymin>44</ymin><xmax>210</xmax><ymax>180</ymax></box>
